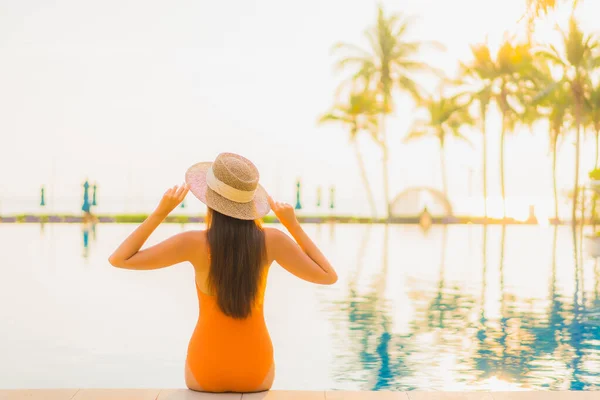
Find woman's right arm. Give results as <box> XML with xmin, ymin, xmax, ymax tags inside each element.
<box><xmin>267</xmin><ymin>196</ymin><xmax>337</xmax><ymax>285</ymax></box>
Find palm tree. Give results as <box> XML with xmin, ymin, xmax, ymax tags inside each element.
<box><xmin>584</xmin><ymin>82</ymin><xmax>600</xmax><ymax>224</ymax></box>
<box><xmin>320</xmin><ymin>91</ymin><xmax>381</xmax><ymax>217</ymax></box>
<box><xmin>332</xmin><ymin>4</ymin><xmax>439</xmax><ymax>218</ymax></box>
<box><xmin>498</xmin><ymin>42</ymin><xmax>539</xmax><ymax>219</ymax></box>
<box><xmin>460</xmin><ymin>44</ymin><xmax>495</xmax><ymax>219</ymax></box>
<box><xmin>526</xmin><ymin>0</ymin><xmax>581</xmax><ymax>17</ymax></box>
<box><xmin>524</xmin><ymin>0</ymin><xmax>582</xmax><ymax>35</ymax></box>
<box><xmin>585</xmin><ymin>82</ymin><xmax>600</xmax><ymax>169</ymax></box>
<box><xmin>538</xmin><ymin>17</ymin><xmax>600</xmax><ymax>224</ymax></box>
<box><xmin>534</xmin><ymin>66</ymin><xmax>572</xmax><ymax>222</ymax></box>
<box><xmin>404</xmin><ymin>91</ymin><xmax>474</xmax><ymax>197</ymax></box>
<box><xmin>462</xmin><ymin>41</ymin><xmax>537</xmax><ymax>218</ymax></box>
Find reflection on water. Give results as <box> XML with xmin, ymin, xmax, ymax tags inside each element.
<box><xmin>329</xmin><ymin>225</ymin><xmax>600</xmax><ymax>391</ymax></box>
<box><xmin>0</xmin><ymin>223</ymin><xmax>598</xmax><ymax>390</ymax></box>
<box><xmin>81</xmin><ymin>222</ymin><xmax>97</xmax><ymax>258</ymax></box>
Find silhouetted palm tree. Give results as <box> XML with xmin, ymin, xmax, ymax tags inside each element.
<box><xmin>404</xmin><ymin>91</ymin><xmax>474</xmax><ymax>197</ymax></box>
<box><xmin>320</xmin><ymin>91</ymin><xmax>381</xmax><ymax>217</ymax></box>
<box><xmin>332</xmin><ymin>4</ymin><xmax>440</xmax><ymax>217</ymax></box>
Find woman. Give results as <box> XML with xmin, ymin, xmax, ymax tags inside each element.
<box><xmin>108</xmin><ymin>152</ymin><xmax>337</xmax><ymax>393</ymax></box>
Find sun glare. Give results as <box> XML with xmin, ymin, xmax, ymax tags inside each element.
<box><xmin>483</xmin><ymin>376</ymin><xmax>527</xmax><ymax>391</ymax></box>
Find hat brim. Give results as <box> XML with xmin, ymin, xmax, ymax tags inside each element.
<box><xmin>185</xmin><ymin>162</ymin><xmax>271</xmax><ymax>220</ymax></box>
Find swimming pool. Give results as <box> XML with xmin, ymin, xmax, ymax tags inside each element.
<box><xmin>0</xmin><ymin>223</ymin><xmax>598</xmax><ymax>391</ymax></box>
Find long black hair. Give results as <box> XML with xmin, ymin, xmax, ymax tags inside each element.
<box><xmin>206</xmin><ymin>208</ymin><xmax>267</xmax><ymax>319</ymax></box>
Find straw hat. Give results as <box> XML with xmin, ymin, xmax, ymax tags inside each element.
<box><xmin>185</xmin><ymin>153</ymin><xmax>270</xmax><ymax>220</ymax></box>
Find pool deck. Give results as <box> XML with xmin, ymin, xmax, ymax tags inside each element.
<box><xmin>0</xmin><ymin>390</ymin><xmax>597</xmax><ymax>400</ymax></box>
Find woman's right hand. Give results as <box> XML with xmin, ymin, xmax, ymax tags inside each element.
<box><xmin>268</xmin><ymin>195</ymin><xmax>298</xmax><ymax>230</ymax></box>
<box><xmin>154</xmin><ymin>184</ymin><xmax>189</xmax><ymax>219</ymax></box>
<box><xmin>266</xmin><ymin>195</ymin><xmax>337</xmax><ymax>285</ymax></box>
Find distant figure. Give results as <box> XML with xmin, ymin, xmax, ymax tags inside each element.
<box><xmin>109</xmin><ymin>152</ymin><xmax>337</xmax><ymax>393</ymax></box>
<box><xmin>419</xmin><ymin>206</ymin><xmax>432</xmax><ymax>231</ymax></box>
<box><xmin>527</xmin><ymin>204</ymin><xmax>538</xmax><ymax>224</ymax></box>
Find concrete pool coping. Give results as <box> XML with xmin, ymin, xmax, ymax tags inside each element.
<box><xmin>0</xmin><ymin>389</ymin><xmax>598</xmax><ymax>399</ymax></box>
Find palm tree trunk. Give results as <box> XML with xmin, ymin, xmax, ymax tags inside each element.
<box><xmin>353</xmin><ymin>140</ymin><xmax>378</xmax><ymax>218</ymax></box>
<box><xmin>593</xmin><ymin>130</ymin><xmax>599</xmax><ymax>226</ymax></box>
<box><xmin>482</xmin><ymin>110</ymin><xmax>488</xmax><ymax>220</ymax></box>
<box><xmin>553</xmin><ymin>132</ymin><xmax>559</xmax><ymax>223</ymax></box>
<box><xmin>595</xmin><ymin>130</ymin><xmax>600</xmax><ymax>169</ymax></box>
<box><xmin>573</xmin><ymin>100</ymin><xmax>582</xmax><ymax>226</ymax></box>
<box><xmin>380</xmin><ymin>116</ymin><xmax>391</xmax><ymax>220</ymax></box>
<box><xmin>440</xmin><ymin>142</ymin><xmax>448</xmax><ymax>197</ymax></box>
<box><xmin>579</xmin><ymin>186</ymin><xmax>585</xmax><ymax>253</ymax></box>
<box><xmin>500</xmin><ymin>115</ymin><xmax>507</xmax><ymax>219</ymax></box>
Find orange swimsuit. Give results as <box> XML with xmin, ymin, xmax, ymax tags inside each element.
<box><xmin>186</xmin><ymin>279</ymin><xmax>273</xmax><ymax>392</ymax></box>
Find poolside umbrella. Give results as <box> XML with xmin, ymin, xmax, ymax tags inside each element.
<box><xmin>295</xmin><ymin>180</ymin><xmax>302</xmax><ymax>210</ymax></box>
<box><xmin>40</xmin><ymin>186</ymin><xmax>46</xmax><ymax>207</ymax></box>
<box><xmin>82</xmin><ymin>180</ymin><xmax>91</xmax><ymax>213</ymax></box>
<box><xmin>329</xmin><ymin>186</ymin><xmax>335</xmax><ymax>209</ymax></box>
<box><xmin>92</xmin><ymin>183</ymin><xmax>97</xmax><ymax>206</ymax></box>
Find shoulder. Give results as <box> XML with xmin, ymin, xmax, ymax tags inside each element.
<box><xmin>177</xmin><ymin>230</ymin><xmax>208</xmax><ymax>251</ymax></box>
<box><xmin>177</xmin><ymin>230</ymin><xmax>208</xmax><ymax>265</ymax></box>
<box><xmin>264</xmin><ymin>226</ymin><xmax>287</xmax><ymax>243</ymax></box>
<box><xmin>263</xmin><ymin>227</ymin><xmax>289</xmax><ymax>258</ymax></box>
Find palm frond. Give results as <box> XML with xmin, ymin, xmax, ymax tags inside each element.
<box><xmin>396</xmin><ymin>60</ymin><xmax>445</xmax><ymax>79</ymax></box>
<box><xmin>536</xmin><ymin>47</ymin><xmax>565</xmax><ymax>66</ymax></box>
<box><xmin>319</xmin><ymin>113</ymin><xmax>341</xmax><ymax>123</ymax></box>
<box><xmin>397</xmin><ymin>75</ymin><xmax>424</xmax><ymax>102</ymax></box>
<box><xmin>450</xmin><ymin>129</ymin><xmax>474</xmax><ymax>147</ymax></box>
<box><xmin>335</xmin><ymin>56</ymin><xmax>374</xmax><ymax>71</ymax></box>
<box><xmin>363</xmin><ymin>29</ymin><xmax>384</xmax><ymax>60</ymax></box>
<box><xmin>330</xmin><ymin>5</ymin><xmax>441</xmax><ymax>117</ymax></box>
<box><xmin>532</xmin><ymin>79</ymin><xmax>566</xmax><ymax>104</ymax></box>
<box><xmin>527</xmin><ymin>0</ymin><xmax>559</xmax><ymax>17</ymax></box>
<box><xmin>331</xmin><ymin>42</ymin><xmax>371</xmax><ymax>57</ymax></box>
<box><xmin>404</xmin><ymin>129</ymin><xmax>430</xmax><ymax>143</ymax></box>
<box><xmin>318</xmin><ymin>112</ymin><xmax>353</xmax><ymax>125</ymax></box>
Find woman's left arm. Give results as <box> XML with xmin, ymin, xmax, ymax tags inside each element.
<box><xmin>108</xmin><ymin>184</ymin><xmax>193</xmax><ymax>270</ymax></box>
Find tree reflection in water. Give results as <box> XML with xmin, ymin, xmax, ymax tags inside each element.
<box><xmin>330</xmin><ymin>225</ymin><xmax>600</xmax><ymax>390</ymax></box>
<box><xmin>332</xmin><ymin>225</ymin><xmax>418</xmax><ymax>390</ymax></box>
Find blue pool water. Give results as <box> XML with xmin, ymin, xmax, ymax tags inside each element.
<box><xmin>0</xmin><ymin>223</ymin><xmax>598</xmax><ymax>391</ymax></box>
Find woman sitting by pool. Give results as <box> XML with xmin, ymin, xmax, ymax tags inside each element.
<box><xmin>108</xmin><ymin>152</ymin><xmax>338</xmax><ymax>393</ymax></box>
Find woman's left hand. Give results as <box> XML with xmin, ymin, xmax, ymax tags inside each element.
<box><xmin>154</xmin><ymin>184</ymin><xmax>189</xmax><ymax>218</ymax></box>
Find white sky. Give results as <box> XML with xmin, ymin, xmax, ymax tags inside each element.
<box><xmin>0</xmin><ymin>0</ymin><xmax>598</xmax><ymax>219</ymax></box>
